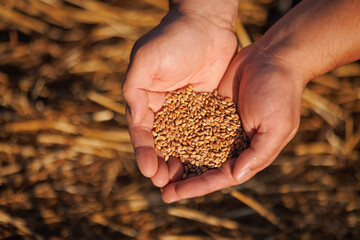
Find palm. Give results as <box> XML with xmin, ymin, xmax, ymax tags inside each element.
<box><xmin>161</xmin><ymin>45</ymin><xmax>303</xmax><ymax>202</ymax></box>
<box><xmin>124</xmin><ymin>11</ymin><xmax>237</xmax><ymax>186</ymax></box>
<box><xmin>126</xmin><ymin>13</ymin><xmax>237</xmax><ymax>112</ymax></box>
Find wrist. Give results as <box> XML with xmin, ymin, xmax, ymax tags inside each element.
<box><xmin>252</xmin><ymin>41</ymin><xmax>309</xmax><ymax>89</ymax></box>
<box><xmin>253</xmin><ymin>0</ymin><xmax>360</xmax><ymax>86</ymax></box>
<box><xmin>243</xmin><ymin>44</ymin><xmax>305</xmax><ymax>90</ymax></box>
<box><xmin>170</xmin><ymin>0</ymin><xmax>238</xmax><ymax>31</ymax></box>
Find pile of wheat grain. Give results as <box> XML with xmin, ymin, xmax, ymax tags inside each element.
<box><xmin>152</xmin><ymin>86</ymin><xmax>249</xmax><ymax>177</ymax></box>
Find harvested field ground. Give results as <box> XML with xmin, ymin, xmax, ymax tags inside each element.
<box><xmin>0</xmin><ymin>0</ymin><xmax>359</xmax><ymax>239</ymax></box>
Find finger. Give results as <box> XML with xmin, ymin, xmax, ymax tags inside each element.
<box><xmin>218</xmin><ymin>45</ymin><xmax>257</xmax><ymax>99</ymax></box>
<box><xmin>127</xmin><ymin>107</ymin><xmax>158</xmax><ymax>177</ymax></box>
<box><xmin>151</xmin><ymin>157</ymin><xmax>170</xmax><ymax>187</ymax></box>
<box><xmin>123</xmin><ymin>88</ymin><xmax>148</xmax><ymax>125</ymax></box>
<box><xmin>167</xmin><ymin>157</ymin><xmax>183</xmax><ymax>182</ymax></box>
<box><xmin>123</xmin><ymin>57</ymin><xmax>153</xmax><ymax>124</ymax></box>
<box><xmin>218</xmin><ymin>57</ymin><xmax>241</xmax><ymax>100</ymax></box>
<box><xmin>233</xmin><ymin>124</ymin><xmax>296</xmax><ymax>184</ymax></box>
<box><xmin>161</xmin><ymin>158</ymin><xmax>237</xmax><ymax>203</ymax></box>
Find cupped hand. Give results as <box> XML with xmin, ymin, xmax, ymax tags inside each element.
<box><xmin>123</xmin><ymin>7</ymin><xmax>237</xmax><ymax>187</ymax></box>
<box><xmin>161</xmin><ymin>45</ymin><xmax>304</xmax><ymax>202</ymax></box>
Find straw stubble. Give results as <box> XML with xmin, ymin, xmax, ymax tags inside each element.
<box><xmin>152</xmin><ymin>85</ymin><xmax>249</xmax><ymax>178</ymax></box>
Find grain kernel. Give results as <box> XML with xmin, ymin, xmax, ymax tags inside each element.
<box><xmin>152</xmin><ymin>85</ymin><xmax>249</xmax><ymax>179</ymax></box>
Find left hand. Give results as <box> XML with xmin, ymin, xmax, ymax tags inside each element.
<box><xmin>123</xmin><ymin>2</ymin><xmax>238</xmax><ymax>189</ymax></box>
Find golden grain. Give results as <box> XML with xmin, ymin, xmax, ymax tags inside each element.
<box><xmin>153</xmin><ymin>85</ymin><xmax>249</xmax><ymax>178</ymax></box>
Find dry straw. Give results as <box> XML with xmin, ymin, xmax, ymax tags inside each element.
<box><xmin>0</xmin><ymin>0</ymin><xmax>359</xmax><ymax>238</ymax></box>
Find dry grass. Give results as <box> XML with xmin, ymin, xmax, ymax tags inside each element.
<box><xmin>0</xmin><ymin>0</ymin><xmax>359</xmax><ymax>239</ymax></box>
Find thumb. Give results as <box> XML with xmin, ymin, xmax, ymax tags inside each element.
<box><xmin>123</xmin><ymin>61</ymin><xmax>151</xmax><ymax>124</ymax></box>
<box><xmin>123</xmin><ymin>87</ymin><xmax>148</xmax><ymax>124</ymax></box>
<box><xmin>218</xmin><ymin>55</ymin><xmax>241</xmax><ymax>100</ymax></box>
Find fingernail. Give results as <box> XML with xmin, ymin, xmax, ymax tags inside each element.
<box><xmin>236</xmin><ymin>169</ymin><xmax>251</xmax><ymax>183</ymax></box>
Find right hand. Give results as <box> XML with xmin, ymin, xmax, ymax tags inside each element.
<box><xmin>123</xmin><ymin>3</ymin><xmax>238</xmax><ymax>187</ymax></box>
<box><xmin>161</xmin><ymin>45</ymin><xmax>304</xmax><ymax>202</ymax></box>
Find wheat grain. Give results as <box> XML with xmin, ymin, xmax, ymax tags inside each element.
<box><xmin>153</xmin><ymin>85</ymin><xmax>249</xmax><ymax>178</ymax></box>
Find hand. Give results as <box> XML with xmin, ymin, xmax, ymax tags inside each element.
<box><xmin>123</xmin><ymin>2</ymin><xmax>238</xmax><ymax>187</ymax></box>
<box><xmin>161</xmin><ymin>0</ymin><xmax>360</xmax><ymax>203</ymax></box>
<box><xmin>161</xmin><ymin>45</ymin><xmax>303</xmax><ymax>202</ymax></box>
